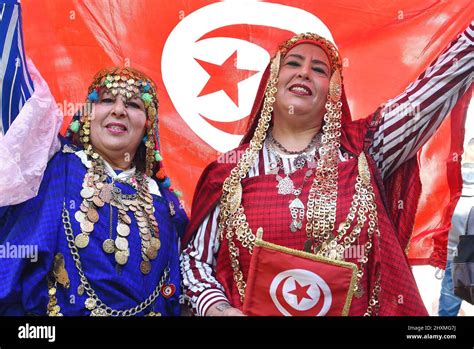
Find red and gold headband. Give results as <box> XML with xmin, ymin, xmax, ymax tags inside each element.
<box><xmin>278</xmin><ymin>32</ymin><xmax>342</xmax><ymax>74</ymax></box>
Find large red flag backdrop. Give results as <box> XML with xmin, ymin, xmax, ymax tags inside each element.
<box><xmin>21</xmin><ymin>0</ymin><xmax>473</xmax><ymax>267</ymax></box>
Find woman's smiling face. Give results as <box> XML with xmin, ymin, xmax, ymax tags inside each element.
<box><xmin>274</xmin><ymin>43</ymin><xmax>331</xmax><ymax>122</ymax></box>
<box><xmin>89</xmin><ymin>90</ymin><xmax>147</xmax><ymax>163</ymax></box>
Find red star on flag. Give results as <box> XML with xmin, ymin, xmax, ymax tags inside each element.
<box><xmin>195</xmin><ymin>50</ymin><xmax>259</xmax><ymax>107</ymax></box>
<box><xmin>288</xmin><ymin>280</ymin><xmax>312</xmax><ymax>305</ymax></box>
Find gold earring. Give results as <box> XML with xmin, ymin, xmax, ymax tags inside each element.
<box><xmin>329</xmin><ymin>69</ymin><xmax>342</xmax><ymax>102</ymax></box>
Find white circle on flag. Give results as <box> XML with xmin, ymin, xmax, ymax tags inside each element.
<box><xmin>162</xmin><ymin>1</ymin><xmax>334</xmax><ymax>152</ymax></box>
<box><xmin>269</xmin><ymin>269</ymin><xmax>332</xmax><ymax>316</ymax></box>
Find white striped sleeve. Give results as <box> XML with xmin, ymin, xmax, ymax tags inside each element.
<box><xmin>369</xmin><ymin>21</ymin><xmax>473</xmax><ymax>178</ymax></box>
<box><xmin>180</xmin><ymin>205</ymin><xmax>231</xmax><ymax>316</ymax></box>
<box><xmin>180</xmin><ymin>149</ymin><xmax>269</xmax><ymax>315</ymax></box>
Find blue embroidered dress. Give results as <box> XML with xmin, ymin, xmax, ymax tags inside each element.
<box><xmin>0</xmin><ymin>144</ymin><xmax>188</xmax><ymax>316</ymax></box>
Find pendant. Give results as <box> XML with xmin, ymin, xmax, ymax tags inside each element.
<box><xmin>117</xmin><ymin>223</ymin><xmax>130</xmax><ymax>237</ymax></box>
<box><xmin>115</xmin><ymin>250</ymin><xmax>128</xmax><ymax>265</ymax></box>
<box><xmin>115</xmin><ymin>236</ymin><xmax>129</xmax><ymax>251</ymax></box>
<box><xmin>290</xmin><ymin>220</ymin><xmax>302</xmax><ymax>233</ymax></box>
<box><xmin>85</xmin><ymin>297</ymin><xmax>97</xmax><ymax>310</ymax></box>
<box><xmin>328</xmin><ymin>248</ymin><xmax>338</xmax><ymax>260</ymax></box>
<box><xmin>120</xmin><ymin>212</ymin><xmax>131</xmax><ymax>225</ymax></box>
<box><xmin>161</xmin><ymin>284</ymin><xmax>176</xmax><ymax>298</ymax></box>
<box><xmin>74</xmin><ymin>210</ymin><xmax>85</xmax><ymax>223</ymax></box>
<box><xmin>289</xmin><ymin>197</ymin><xmax>304</xmax><ymax>209</ymax></box>
<box><xmin>327</xmin><ymin>243</ymin><xmax>345</xmax><ymax>261</ymax></box>
<box><xmin>92</xmin><ymin>195</ymin><xmax>104</xmax><ymax>207</ymax></box>
<box><xmin>80</xmin><ymin>220</ymin><xmax>94</xmax><ymax>233</ymax></box>
<box><xmin>140</xmin><ymin>260</ymin><xmax>152</xmax><ymax>274</ymax></box>
<box><xmin>293</xmin><ymin>154</ymin><xmax>307</xmax><ymax>169</ymax></box>
<box><xmin>99</xmin><ymin>183</ymin><xmax>113</xmax><ymax>203</ymax></box>
<box><xmin>86</xmin><ymin>207</ymin><xmax>99</xmax><ymax>223</ymax></box>
<box><xmin>53</xmin><ymin>253</ymin><xmax>70</xmax><ymax>288</ymax></box>
<box><xmin>150</xmin><ymin>237</ymin><xmax>161</xmax><ymax>250</ymax></box>
<box><xmin>75</xmin><ymin>233</ymin><xmax>90</xmax><ymax>249</ymax></box>
<box><xmin>145</xmin><ymin>247</ymin><xmax>158</xmax><ymax>260</ymax></box>
<box><xmin>276</xmin><ymin>175</ymin><xmax>294</xmax><ymax>195</ymax></box>
<box><xmin>77</xmin><ymin>284</ymin><xmax>85</xmax><ymax>296</ymax></box>
<box><xmin>102</xmin><ymin>239</ymin><xmax>115</xmax><ymax>254</ymax></box>
<box><xmin>289</xmin><ymin>198</ymin><xmax>304</xmax><ymax>232</ymax></box>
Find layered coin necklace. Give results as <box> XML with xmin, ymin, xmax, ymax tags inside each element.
<box><xmin>74</xmin><ymin>154</ymin><xmax>161</xmax><ymax>275</ymax></box>
<box><xmin>53</xmin><ymin>151</ymin><xmax>171</xmax><ymax>316</ymax></box>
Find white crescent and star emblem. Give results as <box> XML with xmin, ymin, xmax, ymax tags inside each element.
<box><xmin>270</xmin><ymin>269</ymin><xmax>332</xmax><ymax>316</ymax></box>
<box><xmin>162</xmin><ymin>1</ymin><xmax>335</xmax><ymax>152</ymax></box>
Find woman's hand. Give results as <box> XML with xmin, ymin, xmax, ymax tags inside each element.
<box><xmin>206</xmin><ymin>302</ymin><xmax>245</xmax><ymax>316</ymax></box>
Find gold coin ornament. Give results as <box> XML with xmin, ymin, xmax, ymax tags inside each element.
<box><xmin>140</xmin><ymin>260</ymin><xmax>152</xmax><ymax>275</ymax></box>
<box><xmin>115</xmin><ymin>250</ymin><xmax>128</xmax><ymax>265</ymax></box>
<box><xmin>102</xmin><ymin>239</ymin><xmax>115</xmax><ymax>254</ymax></box>
<box><xmin>75</xmin><ymin>233</ymin><xmax>90</xmax><ymax>248</ymax></box>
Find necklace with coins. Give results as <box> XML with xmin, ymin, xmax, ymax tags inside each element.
<box><xmin>74</xmin><ymin>154</ymin><xmax>161</xmax><ymax>275</ymax></box>
<box><xmin>58</xmin><ymin>200</ymin><xmax>171</xmax><ymax>316</ymax></box>
<box><xmin>54</xmin><ymin>153</ymin><xmax>170</xmax><ymax>317</ymax></box>
<box><xmin>216</xmin><ymin>50</ymin><xmax>382</xmax><ymax>315</ymax></box>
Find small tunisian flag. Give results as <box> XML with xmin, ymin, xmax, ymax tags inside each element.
<box><xmin>243</xmin><ymin>238</ymin><xmax>358</xmax><ymax>316</ymax></box>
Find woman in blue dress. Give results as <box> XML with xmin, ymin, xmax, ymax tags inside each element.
<box><xmin>0</xmin><ymin>66</ymin><xmax>188</xmax><ymax>316</ymax></box>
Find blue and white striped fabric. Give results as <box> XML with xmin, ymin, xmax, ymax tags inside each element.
<box><xmin>0</xmin><ymin>0</ymin><xmax>34</xmax><ymax>135</ymax></box>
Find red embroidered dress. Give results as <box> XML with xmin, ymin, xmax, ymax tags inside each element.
<box><xmin>181</xmin><ymin>22</ymin><xmax>473</xmax><ymax>316</ymax></box>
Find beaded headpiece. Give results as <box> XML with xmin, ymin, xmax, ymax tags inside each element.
<box><xmin>68</xmin><ymin>67</ymin><xmax>180</xmax><ymax>196</ymax></box>
<box><xmin>278</xmin><ymin>32</ymin><xmax>342</xmax><ymax>74</ymax></box>
<box><xmin>278</xmin><ymin>32</ymin><xmax>344</xmax><ymax>104</ymax></box>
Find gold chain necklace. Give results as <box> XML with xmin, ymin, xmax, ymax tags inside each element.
<box><xmin>54</xmin><ymin>202</ymin><xmax>170</xmax><ymax>316</ymax></box>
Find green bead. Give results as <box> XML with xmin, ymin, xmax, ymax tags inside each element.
<box><xmin>141</xmin><ymin>93</ymin><xmax>153</xmax><ymax>104</ymax></box>
<box><xmin>173</xmin><ymin>190</ymin><xmax>182</xmax><ymax>198</ymax></box>
<box><xmin>154</xmin><ymin>151</ymin><xmax>163</xmax><ymax>161</ymax></box>
<box><xmin>69</xmin><ymin>120</ymin><xmax>80</xmax><ymax>133</ymax></box>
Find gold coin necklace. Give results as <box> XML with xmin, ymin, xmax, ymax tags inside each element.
<box><xmin>74</xmin><ymin>157</ymin><xmax>160</xmax><ymax>274</ymax></box>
